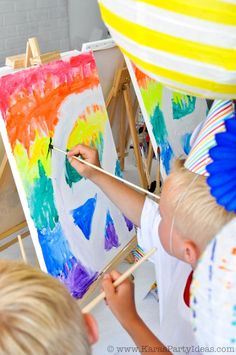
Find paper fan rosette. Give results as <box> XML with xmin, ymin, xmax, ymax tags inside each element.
<box><xmin>207</xmin><ymin>114</ymin><xmax>236</xmax><ymax>212</ymax></box>
<box><xmin>98</xmin><ymin>0</ymin><xmax>236</xmax><ymax>99</ymax></box>
<box><xmin>184</xmin><ymin>100</ymin><xmax>235</xmax><ymax>176</ymax></box>
<box><xmin>191</xmin><ymin>218</ymin><xmax>236</xmax><ymax>347</ymax></box>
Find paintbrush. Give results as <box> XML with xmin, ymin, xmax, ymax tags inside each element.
<box><xmin>82</xmin><ymin>247</ymin><xmax>157</xmax><ymax>313</ymax></box>
<box><xmin>49</xmin><ymin>144</ymin><xmax>160</xmax><ymax>201</ymax></box>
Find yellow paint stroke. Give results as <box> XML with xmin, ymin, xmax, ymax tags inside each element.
<box><xmin>14</xmin><ymin>132</ymin><xmax>51</xmax><ymax>186</ymax></box>
<box><xmin>67</xmin><ymin>105</ymin><xmax>108</xmax><ymax>149</ymax></box>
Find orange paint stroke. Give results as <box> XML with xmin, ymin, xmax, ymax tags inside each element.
<box><xmin>0</xmin><ymin>54</ymin><xmax>99</xmax><ymax>154</ymax></box>
<box><xmin>132</xmin><ymin>62</ymin><xmax>152</xmax><ymax>89</ymax></box>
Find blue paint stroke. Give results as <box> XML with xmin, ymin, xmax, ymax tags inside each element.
<box><xmin>181</xmin><ymin>133</ymin><xmax>192</xmax><ymax>155</ymax></box>
<box><xmin>38</xmin><ymin>224</ymin><xmax>98</xmax><ymax>299</ymax></box>
<box><xmin>160</xmin><ymin>144</ymin><xmax>174</xmax><ymax>175</ymax></box>
<box><xmin>150</xmin><ymin>105</ymin><xmax>173</xmax><ymax>175</ymax></box>
<box><xmin>172</xmin><ymin>96</ymin><xmax>196</xmax><ymax>119</ymax></box>
<box><xmin>115</xmin><ymin>159</ymin><xmax>122</xmax><ymax>178</ymax></box>
<box><xmin>28</xmin><ymin>158</ymin><xmax>98</xmax><ymax>299</ymax></box>
<box><xmin>104</xmin><ymin>210</ymin><xmax>120</xmax><ymax>251</ymax></box>
<box><xmin>38</xmin><ymin>224</ymin><xmax>74</xmax><ymax>278</ymax></box>
<box><xmin>210</xmin><ymin>239</ymin><xmax>217</xmax><ymax>261</ymax></box>
<box><xmin>61</xmin><ymin>257</ymin><xmax>99</xmax><ymax>298</ymax></box>
<box><xmin>71</xmin><ymin>194</ymin><xmax>97</xmax><ymax>240</ymax></box>
<box><xmin>123</xmin><ymin>215</ymin><xmax>134</xmax><ymax>232</ymax></box>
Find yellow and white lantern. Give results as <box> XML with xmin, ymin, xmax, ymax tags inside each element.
<box><xmin>99</xmin><ymin>0</ymin><xmax>236</xmax><ymax>99</ymax></box>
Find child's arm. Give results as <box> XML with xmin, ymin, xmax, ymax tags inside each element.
<box><xmin>68</xmin><ymin>144</ymin><xmax>145</xmax><ymax>227</ymax></box>
<box><xmin>102</xmin><ymin>271</ymin><xmax>171</xmax><ymax>355</ymax></box>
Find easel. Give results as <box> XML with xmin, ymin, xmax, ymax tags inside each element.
<box><xmin>79</xmin><ymin>235</ymin><xmax>137</xmax><ymax>307</ymax></box>
<box><xmin>5</xmin><ymin>37</ymin><xmax>61</xmax><ymax>69</ymax></box>
<box><xmin>0</xmin><ymin>150</ymin><xmax>29</xmax><ymax>251</ymax></box>
<box><xmin>106</xmin><ymin>63</ymin><xmax>149</xmax><ymax>189</ymax></box>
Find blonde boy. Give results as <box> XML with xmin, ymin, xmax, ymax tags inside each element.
<box><xmin>68</xmin><ymin>144</ymin><xmax>234</xmax><ymax>355</ymax></box>
<box><xmin>0</xmin><ymin>260</ymin><xmax>98</xmax><ymax>355</ymax></box>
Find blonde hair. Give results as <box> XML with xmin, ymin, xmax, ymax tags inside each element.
<box><xmin>167</xmin><ymin>159</ymin><xmax>235</xmax><ymax>252</ymax></box>
<box><xmin>0</xmin><ymin>260</ymin><xmax>91</xmax><ymax>355</ymax></box>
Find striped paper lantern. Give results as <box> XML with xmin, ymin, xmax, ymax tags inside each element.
<box><xmin>98</xmin><ymin>0</ymin><xmax>236</xmax><ymax>99</ymax></box>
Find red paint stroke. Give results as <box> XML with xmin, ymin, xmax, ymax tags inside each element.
<box><xmin>132</xmin><ymin>62</ymin><xmax>152</xmax><ymax>90</ymax></box>
<box><xmin>0</xmin><ymin>53</ymin><xmax>100</xmax><ymax>153</ymax></box>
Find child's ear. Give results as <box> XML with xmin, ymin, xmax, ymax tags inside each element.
<box><xmin>83</xmin><ymin>313</ymin><xmax>99</xmax><ymax>345</ymax></box>
<box><xmin>183</xmin><ymin>240</ymin><xmax>200</xmax><ymax>266</ymax></box>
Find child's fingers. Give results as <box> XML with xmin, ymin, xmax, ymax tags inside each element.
<box><xmin>69</xmin><ymin>157</ymin><xmax>83</xmax><ymax>171</ymax></box>
<box><xmin>68</xmin><ymin>144</ymin><xmax>97</xmax><ymax>160</ymax></box>
<box><xmin>68</xmin><ymin>144</ymin><xmax>87</xmax><ymax>158</ymax></box>
<box><xmin>110</xmin><ymin>270</ymin><xmax>132</xmax><ymax>287</ymax></box>
<box><xmin>109</xmin><ymin>270</ymin><xmax>121</xmax><ymax>282</ymax></box>
<box><xmin>102</xmin><ymin>274</ymin><xmax>116</xmax><ymax>300</ymax></box>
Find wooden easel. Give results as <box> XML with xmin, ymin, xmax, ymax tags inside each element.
<box><xmin>79</xmin><ymin>235</ymin><xmax>137</xmax><ymax>307</ymax></box>
<box><xmin>106</xmin><ymin>63</ymin><xmax>149</xmax><ymax>189</ymax></box>
<box><xmin>0</xmin><ymin>149</ymin><xmax>29</xmax><ymax>251</ymax></box>
<box><xmin>5</xmin><ymin>37</ymin><xmax>61</xmax><ymax>69</ymax></box>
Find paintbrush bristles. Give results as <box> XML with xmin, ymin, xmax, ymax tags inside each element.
<box><xmin>51</xmin><ymin>146</ymin><xmax>160</xmax><ymax>200</ymax></box>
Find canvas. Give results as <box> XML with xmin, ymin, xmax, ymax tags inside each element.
<box><xmin>0</xmin><ymin>52</ymin><xmax>134</xmax><ymax>298</ymax></box>
<box><xmin>126</xmin><ymin>59</ymin><xmax>208</xmax><ymax>176</ymax></box>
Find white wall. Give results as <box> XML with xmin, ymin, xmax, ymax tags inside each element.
<box><xmin>68</xmin><ymin>0</ymin><xmax>108</xmax><ymax>50</ymax></box>
<box><xmin>0</xmin><ymin>0</ymin><xmax>70</xmax><ymax>66</ymax></box>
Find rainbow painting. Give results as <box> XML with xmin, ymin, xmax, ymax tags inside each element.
<box><xmin>0</xmin><ymin>52</ymin><xmax>134</xmax><ymax>298</ymax></box>
<box><xmin>126</xmin><ymin>58</ymin><xmax>207</xmax><ymax>176</ymax></box>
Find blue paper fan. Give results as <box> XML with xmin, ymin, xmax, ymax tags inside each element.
<box><xmin>206</xmin><ymin>113</ymin><xmax>236</xmax><ymax>213</ymax></box>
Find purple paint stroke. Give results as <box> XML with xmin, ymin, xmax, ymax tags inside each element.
<box><xmin>60</xmin><ymin>257</ymin><xmax>98</xmax><ymax>298</ymax></box>
<box><xmin>123</xmin><ymin>215</ymin><xmax>134</xmax><ymax>232</ymax></box>
<box><xmin>105</xmin><ymin>210</ymin><xmax>120</xmax><ymax>251</ymax></box>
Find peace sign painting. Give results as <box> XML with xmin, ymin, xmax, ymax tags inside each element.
<box><xmin>0</xmin><ymin>52</ymin><xmax>134</xmax><ymax>298</ymax></box>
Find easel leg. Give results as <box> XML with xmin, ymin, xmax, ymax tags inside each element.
<box><xmin>0</xmin><ymin>154</ymin><xmax>8</xmax><ymax>180</ymax></box>
<box><xmin>18</xmin><ymin>235</ymin><xmax>28</xmax><ymax>264</ymax></box>
<box><xmin>123</xmin><ymin>84</ymin><xmax>148</xmax><ymax>189</ymax></box>
<box><xmin>119</xmin><ymin>98</ymin><xmax>126</xmax><ymax>171</ymax></box>
<box><xmin>147</xmin><ymin>143</ymin><xmax>154</xmax><ymax>175</ymax></box>
<box><xmin>109</xmin><ymin>96</ymin><xmax>118</xmax><ymax>127</ymax></box>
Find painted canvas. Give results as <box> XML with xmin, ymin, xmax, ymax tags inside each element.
<box><xmin>0</xmin><ymin>52</ymin><xmax>134</xmax><ymax>298</ymax></box>
<box><xmin>126</xmin><ymin>59</ymin><xmax>208</xmax><ymax>176</ymax></box>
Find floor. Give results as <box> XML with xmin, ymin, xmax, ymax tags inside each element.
<box><xmin>1</xmin><ymin>148</ymin><xmax>160</xmax><ymax>355</ymax></box>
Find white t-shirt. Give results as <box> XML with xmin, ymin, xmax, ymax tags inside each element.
<box><xmin>137</xmin><ymin>197</ymin><xmax>199</xmax><ymax>355</ymax></box>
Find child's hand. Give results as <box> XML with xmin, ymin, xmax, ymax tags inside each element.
<box><xmin>102</xmin><ymin>271</ymin><xmax>139</xmax><ymax>330</ymax></box>
<box><xmin>67</xmin><ymin>144</ymin><xmax>101</xmax><ymax>179</ymax></box>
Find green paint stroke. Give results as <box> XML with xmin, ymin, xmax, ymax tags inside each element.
<box><xmin>140</xmin><ymin>80</ymin><xmax>163</xmax><ymax>116</ymax></box>
<box><xmin>65</xmin><ymin>155</ymin><xmax>83</xmax><ymax>188</ymax></box>
<box><xmin>90</xmin><ymin>132</ymin><xmax>104</xmax><ymax>162</ymax></box>
<box><xmin>151</xmin><ymin>105</ymin><xmax>168</xmax><ymax>144</ymax></box>
<box><xmin>150</xmin><ymin>105</ymin><xmax>173</xmax><ymax>174</ymax></box>
<box><xmin>172</xmin><ymin>93</ymin><xmax>196</xmax><ymax>119</ymax></box>
<box><xmin>65</xmin><ymin>133</ymin><xmax>104</xmax><ymax>188</ymax></box>
<box><xmin>29</xmin><ymin>160</ymin><xmax>58</xmax><ymax>231</ymax></box>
